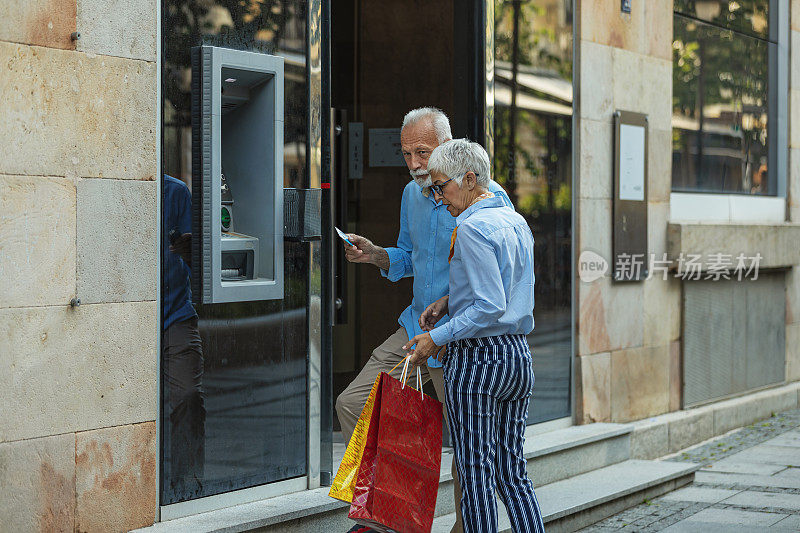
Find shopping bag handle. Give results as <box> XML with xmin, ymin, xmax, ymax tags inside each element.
<box><xmin>391</xmin><ymin>356</ymin><xmax>424</xmax><ymax>401</ymax></box>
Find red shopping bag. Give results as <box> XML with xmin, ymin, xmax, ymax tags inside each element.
<box><xmin>349</xmin><ymin>364</ymin><xmax>443</xmax><ymax>533</ymax></box>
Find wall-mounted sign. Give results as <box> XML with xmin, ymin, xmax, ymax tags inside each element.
<box><xmin>613</xmin><ymin>110</ymin><xmax>648</xmax><ymax>282</ymax></box>
<box><xmin>368</xmin><ymin>128</ymin><xmax>405</xmax><ymax>167</ymax></box>
<box><xmin>619</xmin><ymin>124</ymin><xmax>645</xmax><ymax>201</ymax></box>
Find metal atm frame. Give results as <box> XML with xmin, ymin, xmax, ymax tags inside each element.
<box><xmin>191</xmin><ymin>45</ymin><xmax>285</xmax><ymax>304</ymax></box>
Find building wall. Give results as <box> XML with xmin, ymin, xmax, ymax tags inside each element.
<box><xmin>576</xmin><ymin>0</ymin><xmax>800</xmax><ymax>424</ymax></box>
<box><xmin>575</xmin><ymin>0</ymin><xmax>679</xmax><ymax>423</ymax></box>
<box><xmin>787</xmin><ymin>0</ymin><xmax>800</xmax><ymax>380</ymax></box>
<box><xmin>0</xmin><ymin>1</ymin><xmax>159</xmax><ymax>531</ymax></box>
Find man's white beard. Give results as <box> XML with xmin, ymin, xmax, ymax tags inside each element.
<box><xmin>410</xmin><ymin>169</ymin><xmax>430</xmax><ymax>188</ymax></box>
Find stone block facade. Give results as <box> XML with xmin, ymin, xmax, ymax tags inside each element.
<box><xmin>0</xmin><ymin>0</ymin><xmax>158</xmax><ymax>530</ymax></box>
<box><xmin>575</xmin><ymin>0</ymin><xmax>799</xmax><ymax>424</ymax></box>
<box><xmin>788</xmin><ymin>0</ymin><xmax>800</xmax><ymax>383</ymax></box>
<box><xmin>576</xmin><ymin>1</ymin><xmax>678</xmax><ymax>424</ymax></box>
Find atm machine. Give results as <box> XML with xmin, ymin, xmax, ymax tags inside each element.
<box><xmin>190</xmin><ymin>45</ymin><xmax>285</xmax><ymax>304</ymax></box>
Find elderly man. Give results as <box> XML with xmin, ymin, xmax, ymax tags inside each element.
<box><xmin>337</xmin><ymin>107</ymin><xmax>511</xmax><ymax>533</ymax></box>
<box><xmin>406</xmin><ymin>139</ymin><xmax>544</xmax><ymax>533</ymax></box>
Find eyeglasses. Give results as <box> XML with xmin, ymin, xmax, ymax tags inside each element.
<box><xmin>429</xmin><ymin>177</ymin><xmax>454</xmax><ymax>196</ymax></box>
<box><xmin>430</xmin><ymin>172</ymin><xmax>477</xmax><ymax>196</ymax></box>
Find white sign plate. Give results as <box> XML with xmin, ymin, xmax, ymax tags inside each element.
<box><xmin>619</xmin><ymin>124</ymin><xmax>645</xmax><ymax>201</ymax></box>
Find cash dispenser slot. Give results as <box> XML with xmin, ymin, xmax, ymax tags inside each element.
<box><xmin>191</xmin><ymin>46</ymin><xmax>285</xmax><ymax>304</ymax></box>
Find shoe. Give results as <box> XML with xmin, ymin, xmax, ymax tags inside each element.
<box><xmin>345</xmin><ymin>524</ymin><xmax>374</xmax><ymax>533</ymax></box>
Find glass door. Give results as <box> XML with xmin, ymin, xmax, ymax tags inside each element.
<box><xmin>493</xmin><ymin>0</ymin><xmax>574</xmax><ymax>424</ymax></box>
<box><xmin>160</xmin><ymin>0</ymin><xmax>316</xmax><ymax>512</ymax></box>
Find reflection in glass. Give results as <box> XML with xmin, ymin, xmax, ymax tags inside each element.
<box><xmin>161</xmin><ymin>0</ymin><xmax>309</xmax><ymax>506</ymax></box>
<box><xmin>672</xmin><ymin>14</ymin><xmax>773</xmax><ymax>195</ymax></box>
<box><xmin>162</xmin><ymin>175</ymin><xmax>206</xmax><ymax>501</ymax></box>
<box><xmin>673</xmin><ymin>0</ymin><xmax>771</xmax><ymax>40</ymax></box>
<box><xmin>494</xmin><ymin>0</ymin><xmax>572</xmax><ymax>424</ymax></box>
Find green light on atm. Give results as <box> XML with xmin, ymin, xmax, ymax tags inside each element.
<box><xmin>221</xmin><ymin>206</ymin><xmax>231</xmax><ymax>231</ymax></box>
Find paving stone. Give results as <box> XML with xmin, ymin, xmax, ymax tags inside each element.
<box><xmin>702</xmin><ymin>459</ymin><xmax>788</xmax><ymax>476</ymax></box>
<box><xmin>773</xmin><ymin>514</ymin><xmax>800</xmax><ymax>529</ymax></box>
<box><xmin>773</xmin><ymin>467</ymin><xmax>800</xmax><ymax>483</ymax></box>
<box><xmin>768</xmin><ymin>433</ymin><xmax>800</xmax><ymax>447</ymax></box>
<box><xmin>722</xmin><ymin>490</ymin><xmax>800</xmax><ymax>511</ymax></box>
<box><xmin>660</xmin><ymin>521</ymin><xmax>778</xmax><ymax>532</ymax></box>
<box><xmin>695</xmin><ymin>471</ymin><xmax>800</xmax><ymax>490</ymax></box>
<box><xmin>658</xmin><ymin>487</ymin><xmax>740</xmax><ymax>504</ymax></box>
<box><xmin>721</xmin><ymin>444</ymin><xmax>800</xmax><ymax>467</ymax></box>
<box><xmin>587</xmin><ymin>408</ymin><xmax>800</xmax><ymax>531</ymax></box>
<box><xmin>681</xmin><ymin>508</ymin><xmax>788</xmax><ymax>526</ymax></box>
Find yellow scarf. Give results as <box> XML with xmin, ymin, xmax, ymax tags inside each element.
<box><xmin>448</xmin><ymin>192</ymin><xmax>495</xmax><ymax>263</ymax></box>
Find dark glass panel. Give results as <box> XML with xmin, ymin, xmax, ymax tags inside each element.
<box><xmin>161</xmin><ymin>0</ymin><xmax>309</xmax><ymax>505</ymax></box>
<box><xmin>674</xmin><ymin>0</ymin><xmax>771</xmax><ymax>41</ymax></box>
<box><xmin>494</xmin><ymin>0</ymin><xmax>573</xmax><ymax>424</ymax></box>
<box><xmin>672</xmin><ymin>14</ymin><xmax>773</xmax><ymax>195</ymax></box>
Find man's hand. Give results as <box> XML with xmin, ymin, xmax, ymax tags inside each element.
<box><xmin>403</xmin><ymin>332</ymin><xmax>441</xmax><ymax>367</ymax></box>
<box><xmin>419</xmin><ymin>295</ymin><xmax>449</xmax><ymax>331</ymax></box>
<box><xmin>344</xmin><ymin>234</ymin><xmax>390</xmax><ymax>270</ymax></box>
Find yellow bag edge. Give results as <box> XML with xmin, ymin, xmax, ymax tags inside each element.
<box><xmin>328</xmin><ymin>373</ymin><xmax>382</xmax><ymax>502</ymax></box>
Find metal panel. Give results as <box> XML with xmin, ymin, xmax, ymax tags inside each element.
<box><xmin>772</xmin><ymin>0</ymin><xmax>789</xmax><ymax>199</ymax></box>
<box><xmin>745</xmin><ymin>274</ymin><xmax>786</xmax><ymax>389</ymax></box>
<box><xmin>307</xmin><ymin>0</ymin><xmax>323</xmax><ymax>492</ymax></box>
<box><xmin>612</xmin><ymin>110</ymin><xmax>648</xmax><ymax>282</ymax></box>
<box><xmin>683</xmin><ymin>273</ymin><xmax>786</xmax><ymax>407</ymax></box>
<box><xmin>155</xmin><ymin>0</ymin><xmax>162</xmax><ymax>519</ymax></box>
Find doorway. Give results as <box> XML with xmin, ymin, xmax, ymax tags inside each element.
<box><xmin>328</xmin><ymin>0</ymin><xmax>574</xmax><ymax>431</ymax></box>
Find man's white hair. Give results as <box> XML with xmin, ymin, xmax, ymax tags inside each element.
<box><xmin>401</xmin><ymin>107</ymin><xmax>453</xmax><ymax>144</ymax></box>
<box><xmin>427</xmin><ymin>138</ymin><xmax>491</xmax><ymax>187</ymax></box>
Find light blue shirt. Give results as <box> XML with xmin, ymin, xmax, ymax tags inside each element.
<box><xmin>429</xmin><ymin>195</ymin><xmax>535</xmax><ymax>346</ymax></box>
<box><xmin>383</xmin><ymin>180</ymin><xmax>512</xmax><ymax>367</ymax></box>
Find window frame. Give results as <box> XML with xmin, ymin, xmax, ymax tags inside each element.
<box><xmin>669</xmin><ymin>0</ymin><xmax>789</xmax><ymax>222</ymax></box>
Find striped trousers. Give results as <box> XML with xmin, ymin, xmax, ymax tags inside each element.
<box><xmin>443</xmin><ymin>334</ymin><xmax>545</xmax><ymax>533</ymax></box>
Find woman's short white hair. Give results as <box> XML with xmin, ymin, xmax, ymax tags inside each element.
<box><xmin>401</xmin><ymin>107</ymin><xmax>453</xmax><ymax>144</ymax></box>
<box><xmin>426</xmin><ymin>138</ymin><xmax>491</xmax><ymax>187</ymax></box>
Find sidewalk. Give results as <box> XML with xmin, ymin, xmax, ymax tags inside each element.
<box><xmin>581</xmin><ymin>408</ymin><xmax>800</xmax><ymax>532</ymax></box>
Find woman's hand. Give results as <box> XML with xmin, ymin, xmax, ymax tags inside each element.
<box><xmin>403</xmin><ymin>333</ymin><xmax>441</xmax><ymax>367</ymax></box>
<box><xmin>419</xmin><ymin>295</ymin><xmax>449</xmax><ymax>331</ymax></box>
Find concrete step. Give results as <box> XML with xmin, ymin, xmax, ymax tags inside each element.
<box><xmin>134</xmin><ymin>423</ymin><xmax>635</xmax><ymax>532</ymax></box>
<box><xmin>431</xmin><ymin>459</ymin><xmax>700</xmax><ymax>533</ymax></box>
<box><xmin>432</xmin><ymin>422</ymin><xmax>632</xmax><ymax>519</ymax></box>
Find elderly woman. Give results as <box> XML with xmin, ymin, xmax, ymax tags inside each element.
<box><xmin>404</xmin><ymin>139</ymin><xmax>544</xmax><ymax>533</ymax></box>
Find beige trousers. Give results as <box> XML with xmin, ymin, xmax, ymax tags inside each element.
<box><xmin>336</xmin><ymin>327</ymin><xmax>464</xmax><ymax>533</ymax></box>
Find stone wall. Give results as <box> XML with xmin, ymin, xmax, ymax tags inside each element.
<box><xmin>575</xmin><ymin>0</ymin><xmax>679</xmax><ymax>424</ymax></box>
<box><xmin>0</xmin><ymin>1</ymin><xmax>159</xmax><ymax>531</ymax></box>
<box><xmin>576</xmin><ymin>0</ymin><xmax>800</xmax><ymax>424</ymax></box>
<box><xmin>787</xmin><ymin>0</ymin><xmax>800</xmax><ymax>381</ymax></box>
